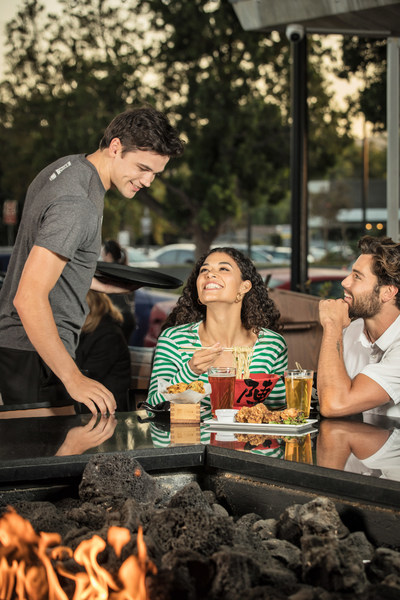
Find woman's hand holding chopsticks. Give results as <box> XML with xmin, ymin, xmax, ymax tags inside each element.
<box><xmin>188</xmin><ymin>342</ymin><xmax>223</xmax><ymax>375</ymax></box>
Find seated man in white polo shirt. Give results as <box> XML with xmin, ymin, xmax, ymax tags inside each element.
<box><xmin>317</xmin><ymin>235</ymin><xmax>400</xmax><ymax>417</ymax></box>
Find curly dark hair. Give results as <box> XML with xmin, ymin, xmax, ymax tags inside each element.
<box><xmin>358</xmin><ymin>235</ymin><xmax>400</xmax><ymax>309</ymax></box>
<box><xmin>99</xmin><ymin>105</ymin><xmax>185</xmax><ymax>157</ymax></box>
<box><xmin>162</xmin><ymin>247</ymin><xmax>281</xmax><ymax>334</ymax></box>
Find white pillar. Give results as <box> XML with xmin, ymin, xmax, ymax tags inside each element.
<box><xmin>387</xmin><ymin>37</ymin><xmax>400</xmax><ymax>241</ymax></box>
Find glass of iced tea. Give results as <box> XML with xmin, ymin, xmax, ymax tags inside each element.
<box><xmin>208</xmin><ymin>366</ymin><xmax>236</xmax><ymax>417</ymax></box>
<box><xmin>284</xmin><ymin>369</ymin><xmax>313</xmax><ymax>418</ymax></box>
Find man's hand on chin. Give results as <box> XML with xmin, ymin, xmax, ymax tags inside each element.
<box><xmin>319</xmin><ymin>298</ymin><xmax>351</xmax><ymax>330</ymax></box>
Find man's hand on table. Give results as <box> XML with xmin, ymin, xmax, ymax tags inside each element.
<box><xmin>64</xmin><ymin>371</ymin><xmax>117</xmax><ymax>415</ymax></box>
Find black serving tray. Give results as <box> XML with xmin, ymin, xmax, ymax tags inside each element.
<box><xmin>95</xmin><ymin>261</ymin><xmax>182</xmax><ymax>289</ymax></box>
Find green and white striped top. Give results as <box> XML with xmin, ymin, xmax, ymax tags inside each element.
<box><xmin>147</xmin><ymin>321</ymin><xmax>288</xmax><ymax>421</ymax></box>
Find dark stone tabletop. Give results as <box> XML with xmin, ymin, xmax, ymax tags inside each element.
<box><xmin>0</xmin><ymin>407</ymin><xmax>399</xmax><ymax>509</ymax></box>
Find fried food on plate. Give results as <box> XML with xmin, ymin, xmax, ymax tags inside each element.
<box><xmin>235</xmin><ymin>404</ymin><xmax>306</xmax><ymax>424</ymax></box>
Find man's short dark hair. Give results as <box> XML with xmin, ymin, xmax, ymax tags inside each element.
<box><xmin>358</xmin><ymin>235</ymin><xmax>400</xmax><ymax>308</ymax></box>
<box><xmin>99</xmin><ymin>106</ymin><xmax>184</xmax><ymax>157</ymax></box>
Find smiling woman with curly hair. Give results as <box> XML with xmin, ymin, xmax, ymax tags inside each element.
<box><xmin>147</xmin><ymin>247</ymin><xmax>288</xmax><ymax>417</ymax></box>
<box><xmin>163</xmin><ymin>247</ymin><xmax>282</xmax><ymax>333</ymax></box>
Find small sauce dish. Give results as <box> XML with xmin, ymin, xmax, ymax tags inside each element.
<box><xmin>215</xmin><ymin>409</ymin><xmax>239</xmax><ymax>423</ymax></box>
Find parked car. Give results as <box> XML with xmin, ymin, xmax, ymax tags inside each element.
<box><xmin>150</xmin><ymin>243</ymin><xmax>273</xmax><ymax>266</ymax></box>
<box><xmin>142</xmin><ymin>266</ymin><xmax>350</xmax><ymax>347</ymax></box>
<box><xmin>227</xmin><ymin>244</ymin><xmax>274</xmax><ymax>264</ymax></box>
<box><xmin>131</xmin><ymin>288</ymin><xmax>178</xmax><ymax>346</ymax></box>
<box><xmin>125</xmin><ymin>246</ymin><xmax>160</xmax><ymax>269</ymax></box>
<box><xmin>150</xmin><ymin>243</ymin><xmax>196</xmax><ymax>265</ymax></box>
<box><xmin>143</xmin><ymin>298</ymin><xmax>177</xmax><ymax>347</ymax></box>
<box><xmin>258</xmin><ymin>245</ymin><xmax>318</xmax><ymax>265</ymax></box>
<box><xmin>257</xmin><ymin>245</ymin><xmax>291</xmax><ymax>265</ymax></box>
<box><xmin>0</xmin><ymin>247</ymin><xmax>13</xmax><ymax>272</ymax></box>
<box><xmin>259</xmin><ymin>266</ymin><xmax>349</xmax><ymax>299</ymax></box>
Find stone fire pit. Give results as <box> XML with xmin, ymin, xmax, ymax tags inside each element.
<box><xmin>1</xmin><ymin>453</ymin><xmax>399</xmax><ymax>599</ymax></box>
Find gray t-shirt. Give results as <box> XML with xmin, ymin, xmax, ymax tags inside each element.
<box><xmin>0</xmin><ymin>154</ymin><xmax>105</xmax><ymax>357</ymax></box>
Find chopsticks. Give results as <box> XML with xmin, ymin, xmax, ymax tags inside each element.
<box><xmin>179</xmin><ymin>345</ymin><xmax>234</xmax><ymax>351</ymax></box>
<box><xmin>179</xmin><ymin>345</ymin><xmax>253</xmax><ymax>352</ymax></box>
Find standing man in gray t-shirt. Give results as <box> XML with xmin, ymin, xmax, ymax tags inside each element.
<box><xmin>0</xmin><ymin>107</ymin><xmax>184</xmax><ymax>414</ymax></box>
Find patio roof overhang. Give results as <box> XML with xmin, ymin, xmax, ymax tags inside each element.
<box><xmin>230</xmin><ymin>0</ymin><xmax>400</xmax><ymax>37</ymax></box>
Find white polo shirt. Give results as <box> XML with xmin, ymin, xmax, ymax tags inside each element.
<box><xmin>342</xmin><ymin>315</ymin><xmax>400</xmax><ymax>415</ymax></box>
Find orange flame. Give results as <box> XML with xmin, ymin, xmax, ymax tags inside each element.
<box><xmin>0</xmin><ymin>508</ymin><xmax>156</xmax><ymax>600</ymax></box>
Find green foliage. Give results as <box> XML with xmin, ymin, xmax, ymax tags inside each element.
<box><xmin>307</xmin><ymin>37</ymin><xmax>353</xmax><ymax>178</ymax></box>
<box><xmin>0</xmin><ymin>0</ymin><xmax>146</xmax><ymax>204</ymax></box>
<box><xmin>138</xmin><ymin>0</ymin><xmax>293</xmax><ymax>253</ymax></box>
<box><xmin>327</xmin><ymin>139</ymin><xmax>386</xmax><ymax>180</ymax></box>
<box><xmin>338</xmin><ymin>37</ymin><xmax>387</xmax><ymax>131</ymax></box>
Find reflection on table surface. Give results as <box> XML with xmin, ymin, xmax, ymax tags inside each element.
<box><xmin>316</xmin><ymin>414</ymin><xmax>400</xmax><ymax>482</ymax></box>
<box><xmin>1</xmin><ymin>409</ymin><xmax>399</xmax><ymax>483</ymax></box>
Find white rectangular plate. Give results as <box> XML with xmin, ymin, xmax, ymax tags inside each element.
<box><xmin>202</xmin><ymin>418</ymin><xmax>318</xmax><ymax>434</ymax></box>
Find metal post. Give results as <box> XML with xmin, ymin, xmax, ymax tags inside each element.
<box><xmin>361</xmin><ymin>119</ymin><xmax>369</xmax><ymax>232</ymax></box>
<box><xmin>246</xmin><ymin>201</ymin><xmax>251</xmax><ymax>258</ymax></box>
<box><xmin>290</xmin><ymin>35</ymin><xmax>308</xmax><ymax>292</ymax></box>
<box><xmin>387</xmin><ymin>37</ymin><xmax>400</xmax><ymax>242</ymax></box>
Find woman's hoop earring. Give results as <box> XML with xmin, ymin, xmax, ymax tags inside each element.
<box><xmin>235</xmin><ymin>293</ymin><xmax>242</xmax><ymax>303</ymax></box>
<box><xmin>197</xmin><ymin>298</ymin><xmax>203</xmax><ymax>305</ymax></box>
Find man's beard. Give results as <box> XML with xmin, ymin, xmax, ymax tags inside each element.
<box><xmin>348</xmin><ymin>285</ymin><xmax>381</xmax><ymax>320</ymax></box>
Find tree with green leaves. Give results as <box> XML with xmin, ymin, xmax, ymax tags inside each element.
<box><xmin>0</xmin><ymin>0</ymin><xmax>353</xmax><ymax>253</ymax></box>
<box><xmin>130</xmin><ymin>0</ymin><xmax>293</xmax><ymax>255</ymax></box>
<box><xmin>0</xmin><ymin>0</ymin><xmax>151</xmax><ymax>239</ymax></box>
<box><xmin>338</xmin><ymin>37</ymin><xmax>386</xmax><ymax>131</ymax></box>
<box><xmin>132</xmin><ymin>3</ymin><xmax>352</xmax><ymax>254</ymax></box>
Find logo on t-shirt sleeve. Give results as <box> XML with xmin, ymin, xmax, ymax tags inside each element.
<box><xmin>49</xmin><ymin>161</ymin><xmax>72</xmax><ymax>181</ymax></box>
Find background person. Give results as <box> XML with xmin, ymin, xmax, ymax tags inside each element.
<box><xmin>0</xmin><ymin>106</ymin><xmax>184</xmax><ymax>415</ymax></box>
<box><xmin>75</xmin><ymin>291</ymin><xmax>131</xmax><ymax>412</ymax></box>
<box><xmin>147</xmin><ymin>247</ymin><xmax>288</xmax><ymax>418</ymax></box>
<box><xmin>100</xmin><ymin>238</ymin><xmax>136</xmax><ymax>343</ymax></box>
<box><xmin>101</xmin><ymin>239</ymin><xmax>128</xmax><ymax>264</ymax></box>
<box><xmin>317</xmin><ymin>235</ymin><xmax>400</xmax><ymax>418</ymax></box>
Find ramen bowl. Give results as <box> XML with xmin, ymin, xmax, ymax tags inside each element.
<box><xmin>234</xmin><ymin>373</ymin><xmax>281</xmax><ymax>409</ymax></box>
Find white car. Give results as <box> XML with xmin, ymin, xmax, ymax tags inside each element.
<box><xmin>150</xmin><ymin>243</ymin><xmax>273</xmax><ymax>266</ymax></box>
<box><xmin>125</xmin><ymin>247</ymin><xmax>160</xmax><ymax>269</ymax></box>
<box><xmin>259</xmin><ymin>245</ymin><xmax>316</xmax><ymax>265</ymax></box>
<box><xmin>150</xmin><ymin>243</ymin><xmax>196</xmax><ymax>265</ymax></box>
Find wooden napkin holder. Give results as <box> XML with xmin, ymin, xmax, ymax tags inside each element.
<box><xmin>170</xmin><ymin>403</ymin><xmax>201</xmax><ymax>424</ymax></box>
